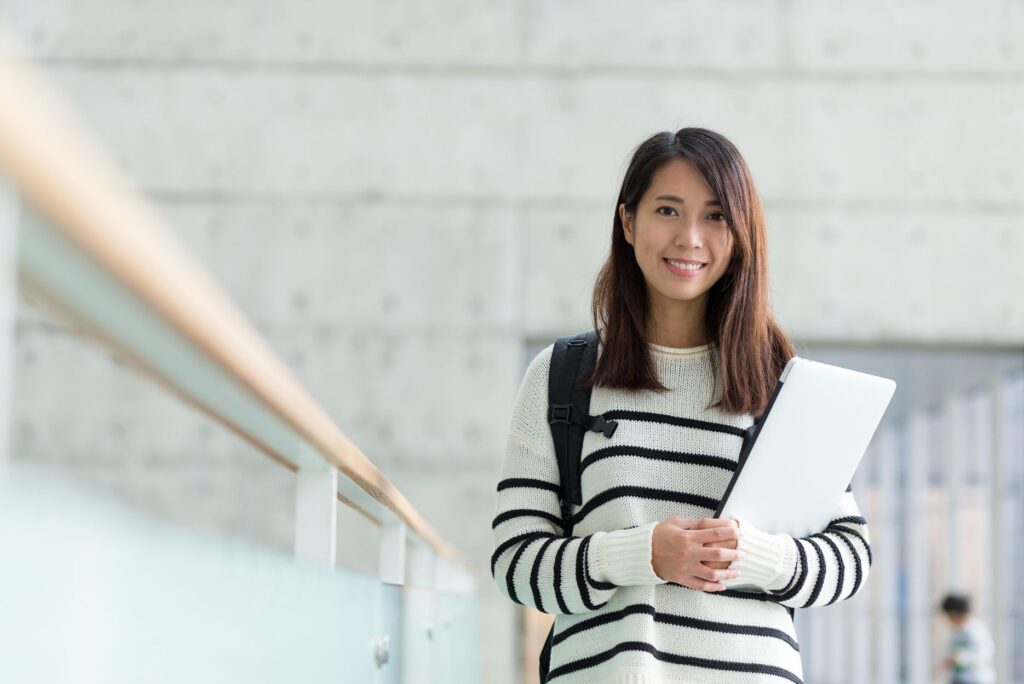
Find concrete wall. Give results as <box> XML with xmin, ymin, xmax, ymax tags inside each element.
<box><xmin>2</xmin><ymin>1</ymin><xmax>1023</xmax><ymax>681</ymax></box>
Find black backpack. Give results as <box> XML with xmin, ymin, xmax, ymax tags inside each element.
<box><xmin>538</xmin><ymin>329</ymin><xmax>619</xmax><ymax>682</ymax></box>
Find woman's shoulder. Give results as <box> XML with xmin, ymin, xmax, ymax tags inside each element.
<box><xmin>506</xmin><ymin>344</ymin><xmax>555</xmax><ymax>450</ymax></box>
<box><xmin>524</xmin><ymin>342</ymin><xmax>554</xmax><ymax>383</ymax></box>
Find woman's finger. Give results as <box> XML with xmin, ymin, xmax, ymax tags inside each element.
<box><xmin>695</xmin><ymin>517</ymin><xmax>737</xmax><ymax>529</ymax></box>
<box><xmin>668</xmin><ymin>517</ymin><xmax>704</xmax><ymax>530</ymax></box>
<box><xmin>692</xmin><ymin>526</ymin><xmax>739</xmax><ymax>544</ymax></box>
<box><xmin>695</xmin><ymin>546</ymin><xmax>741</xmax><ymax>562</ymax></box>
<box><xmin>692</xmin><ymin>565</ymin><xmax>741</xmax><ymax>582</ymax></box>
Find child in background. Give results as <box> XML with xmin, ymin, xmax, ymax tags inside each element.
<box><xmin>940</xmin><ymin>593</ymin><xmax>995</xmax><ymax>684</ymax></box>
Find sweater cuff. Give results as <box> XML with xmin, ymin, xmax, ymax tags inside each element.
<box><xmin>588</xmin><ymin>522</ymin><xmax>668</xmax><ymax>586</ymax></box>
<box><xmin>722</xmin><ymin>517</ymin><xmax>796</xmax><ymax>591</ymax></box>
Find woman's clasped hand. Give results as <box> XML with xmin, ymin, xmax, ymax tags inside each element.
<box><xmin>651</xmin><ymin>517</ymin><xmax>742</xmax><ymax>591</ymax></box>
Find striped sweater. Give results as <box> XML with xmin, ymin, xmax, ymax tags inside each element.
<box><xmin>490</xmin><ymin>340</ymin><xmax>872</xmax><ymax>684</ymax></box>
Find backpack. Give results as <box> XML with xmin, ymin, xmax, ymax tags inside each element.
<box><xmin>538</xmin><ymin>329</ymin><xmax>619</xmax><ymax>682</ymax></box>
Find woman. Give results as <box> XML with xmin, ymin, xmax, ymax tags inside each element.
<box><xmin>490</xmin><ymin>127</ymin><xmax>873</xmax><ymax>683</ymax></box>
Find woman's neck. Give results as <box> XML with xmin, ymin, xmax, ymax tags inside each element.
<box><xmin>645</xmin><ymin>300</ymin><xmax>708</xmax><ymax>348</ymax></box>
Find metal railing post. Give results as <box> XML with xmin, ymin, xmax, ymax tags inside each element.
<box><xmin>402</xmin><ymin>538</ymin><xmax>436</xmax><ymax>684</ymax></box>
<box><xmin>293</xmin><ymin>456</ymin><xmax>338</xmax><ymax>569</ymax></box>
<box><xmin>378</xmin><ymin>521</ymin><xmax>407</xmax><ymax>585</ymax></box>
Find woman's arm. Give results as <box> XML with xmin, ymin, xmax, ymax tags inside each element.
<box><xmin>490</xmin><ymin>346</ymin><xmax>666</xmax><ymax>615</ymax></box>
<box><xmin>720</xmin><ymin>488</ymin><xmax>873</xmax><ymax>608</ymax></box>
<box><xmin>491</xmin><ymin>434</ymin><xmax>667</xmax><ymax>615</ymax></box>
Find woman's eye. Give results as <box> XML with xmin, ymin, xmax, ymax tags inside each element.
<box><xmin>708</xmin><ymin>212</ymin><xmax>726</xmax><ymax>222</ymax></box>
<box><xmin>656</xmin><ymin>206</ymin><xmax>677</xmax><ymax>216</ymax></box>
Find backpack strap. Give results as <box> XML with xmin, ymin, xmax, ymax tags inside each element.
<box><xmin>547</xmin><ymin>330</ymin><xmax>618</xmax><ymax>537</ymax></box>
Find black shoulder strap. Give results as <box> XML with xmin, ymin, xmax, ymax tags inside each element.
<box><xmin>547</xmin><ymin>330</ymin><xmax>618</xmax><ymax>536</ymax></box>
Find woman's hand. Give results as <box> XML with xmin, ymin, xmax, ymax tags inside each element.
<box><xmin>651</xmin><ymin>517</ymin><xmax>742</xmax><ymax>591</ymax></box>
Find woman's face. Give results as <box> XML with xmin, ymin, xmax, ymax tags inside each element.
<box><xmin>619</xmin><ymin>157</ymin><xmax>735</xmax><ymax>315</ymax></box>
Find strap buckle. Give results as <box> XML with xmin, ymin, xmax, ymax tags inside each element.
<box><xmin>548</xmin><ymin>404</ymin><xmax>618</xmax><ymax>438</ymax></box>
<box><xmin>548</xmin><ymin>404</ymin><xmax>573</xmax><ymax>425</ymax></box>
<box><xmin>590</xmin><ymin>415</ymin><xmax>618</xmax><ymax>439</ymax></box>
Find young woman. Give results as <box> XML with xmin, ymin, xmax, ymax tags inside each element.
<box><xmin>490</xmin><ymin>127</ymin><xmax>872</xmax><ymax>683</ymax></box>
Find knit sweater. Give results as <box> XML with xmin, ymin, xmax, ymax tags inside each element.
<box><xmin>490</xmin><ymin>340</ymin><xmax>873</xmax><ymax>684</ymax></box>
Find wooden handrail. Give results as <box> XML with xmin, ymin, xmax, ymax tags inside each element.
<box><xmin>0</xmin><ymin>27</ymin><xmax>459</xmax><ymax>560</ymax></box>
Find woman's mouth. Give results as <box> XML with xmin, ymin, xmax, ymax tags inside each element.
<box><xmin>663</xmin><ymin>258</ymin><xmax>707</xmax><ymax>278</ymax></box>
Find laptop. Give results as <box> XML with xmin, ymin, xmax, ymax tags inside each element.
<box><xmin>714</xmin><ymin>356</ymin><xmax>896</xmax><ymax>589</ymax></box>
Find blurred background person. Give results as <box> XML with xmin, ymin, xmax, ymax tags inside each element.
<box><xmin>939</xmin><ymin>593</ymin><xmax>996</xmax><ymax>684</ymax></box>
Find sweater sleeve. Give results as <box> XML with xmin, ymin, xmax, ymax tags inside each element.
<box><xmin>490</xmin><ymin>346</ymin><xmax>667</xmax><ymax>615</ymax></box>
<box><xmin>721</xmin><ymin>488</ymin><xmax>873</xmax><ymax>608</ymax></box>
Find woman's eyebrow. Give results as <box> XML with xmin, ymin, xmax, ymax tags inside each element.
<box><xmin>653</xmin><ymin>194</ymin><xmax>722</xmax><ymax>207</ymax></box>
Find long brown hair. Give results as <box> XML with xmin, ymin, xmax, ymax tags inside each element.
<box><xmin>585</xmin><ymin>127</ymin><xmax>795</xmax><ymax>417</ymax></box>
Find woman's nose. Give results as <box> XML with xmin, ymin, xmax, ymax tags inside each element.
<box><xmin>674</xmin><ymin>218</ymin><xmax>703</xmax><ymax>248</ymax></box>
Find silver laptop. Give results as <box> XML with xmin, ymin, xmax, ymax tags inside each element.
<box><xmin>715</xmin><ymin>356</ymin><xmax>896</xmax><ymax>589</ymax></box>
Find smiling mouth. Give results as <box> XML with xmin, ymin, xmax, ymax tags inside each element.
<box><xmin>663</xmin><ymin>258</ymin><xmax>707</xmax><ymax>275</ymax></box>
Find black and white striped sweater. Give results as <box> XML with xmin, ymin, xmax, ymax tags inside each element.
<box><xmin>490</xmin><ymin>340</ymin><xmax>872</xmax><ymax>684</ymax></box>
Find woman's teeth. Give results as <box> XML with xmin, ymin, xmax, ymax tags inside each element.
<box><xmin>666</xmin><ymin>259</ymin><xmax>704</xmax><ymax>271</ymax></box>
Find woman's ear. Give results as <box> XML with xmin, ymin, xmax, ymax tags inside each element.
<box><xmin>619</xmin><ymin>203</ymin><xmax>634</xmax><ymax>245</ymax></box>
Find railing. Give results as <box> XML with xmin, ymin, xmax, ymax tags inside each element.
<box><xmin>0</xmin><ymin>25</ymin><xmax>478</xmax><ymax>682</ymax></box>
